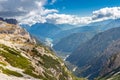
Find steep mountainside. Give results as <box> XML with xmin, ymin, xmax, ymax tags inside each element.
<box><xmin>0</xmin><ymin>20</ymin><xmax>84</xmax><ymax>80</ymax></box>
<box><xmin>97</xmin><ymin>39</ymin><xmax>120</xmax><ymax>80</ymax></box>
<box><xmin>97</xmin><ymin>52</ymin><xmax>120</xmax><ymax>80</ymax></box>
<box><xmin>67</xmin><ymin>27</ymin><xmax>120</xmax><ymax>79</ymax></box>
<box><xmin>53</xmin><ymin>32</ymin><xmax>95</xmax><ymax>55</ymax></box>
<box><xmin>86</xmin><ymin>39</ymin><xmax>120</xmax><ymax>80</ymax></box>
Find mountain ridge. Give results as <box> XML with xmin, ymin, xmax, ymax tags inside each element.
<box><xmin>0</xmin><ymin>20</ymin><xmax>84</xmax><ymax>80</ymax></box>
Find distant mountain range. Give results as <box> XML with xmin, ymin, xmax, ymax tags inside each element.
<box><xmin>20</xmin><ymin>18</ymin><xmax>120</xmax><ymax>80</ymax></box>
<box><xmin>21</xmin><ymin>23</ymin><xmax>62</xmax><ymax>42</ymax></box>
<box><xmin>21</xmin><ymin>18</ymin><xmax>120</xmax><ymax>45</ymax></box>
<box><xmin>52</xmin><ymin>25</ymin><xmax>100</xmax><ymax>44</ymax></box>
<box><xmin>21</xmin><ymin>18</ymin><xmax>120</xmax><ymax>58</ymax></box>
<box><xmin>53</xmin><ymin>18</ymin><xmax>120</xmax><ymax>56</ymax></box>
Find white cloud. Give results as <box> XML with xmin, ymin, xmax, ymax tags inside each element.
<box><xmin>92</xmin><ymin>7</ymin><xmax>120</xmax><ymax>20</ymax></box>
<box><xmin>0</xmin><ymin>0</ymin><xmax>58</xmax><ymax>25</ymax></box>
<box><xmin>45</xmin><ymin>7</ymin><xmax>120</xmax><ymax>25</ymax></box>
<box><xmin>46</xmin><ymin>13</ymin><xmax>92</xmax><ymax>25</ymax></box>
<box><xmin>0</xmin><ymin>0</ymin><xmax>120</xmax><ymax>26</ymax></box>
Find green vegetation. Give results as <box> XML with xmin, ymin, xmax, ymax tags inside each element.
<box><xmin>0</xmin><ymin>62</ymin><xmax>7</xmax><ymax>66</ymax></box>
<box><xmin>59</xmin><ymin>74</ymin><xmax>66</xmax><ymax>80</ymax></box>
<box><xmin>0</xmin><ymin>21</ymin><xmax>88</xmax><ymax>80</ymax></box>
<box><xmin>3</xmin><ymin>68</ymin><xmax>23</xmax><ymax>77</ymax></box>
<box><xmin>43</xmin><ymin>72</ymin><xmax>57</xmax><ymax>80</ymax></box>
<box><xmin>36</xmin><ymin>43</ymin><xmax>55</xmax><ymax>55</ymax></box>
<box><xmin>0</xmin><ymin>44</ymin><xmax>58</xmax><ymax>79</ymax></box>
<box><xmin>0</xmin><ymin>44</ymin><xmax>31</xmax><ymax>69</ymax></box>
<box><xmin>23</xmin><ymin>69</ymin><xmax>44</xmax><ymax>79</ymax></box>
<box><xmin>40</xmin><ymin>54</ymin><xmax>60</xmax><ymax>69</ymax></box>
<box><xmin>0</xmin><ymin>44</ymin><xmax>37</xmax><ymax>78</ymax></box>
<box><xmin>0</xmin><ymin>43</ymin><xmax>84</xmax><ymax>80</ymax></box>
<box><xmin>0</xmin><ymin>66</ymin><xmax>23</xmax><ymax>77</ymax></box>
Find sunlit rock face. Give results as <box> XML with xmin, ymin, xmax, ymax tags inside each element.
<box><xmin>0</xmin><ymin>20</ymin><xmax>78</xmax><ymax>80</ymax></box>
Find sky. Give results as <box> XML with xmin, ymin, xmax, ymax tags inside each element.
<box><xmin>46</xmin><ymin>0</ymin><xmax>120</xmax><ymax>16</ymax></box>
<box><xmin>0</xmin><ymin>0</ymin><xmax>120</xmax><ymax>25</ymax></box>
<box><xmin>47</xmin><ymin>0</ymin><xmax>120</xmax><ymax>16</ymax></box>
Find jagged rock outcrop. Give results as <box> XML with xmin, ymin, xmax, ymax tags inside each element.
<box><xmin>0</xmin><ymin>17</ymin><xmax>18</xmax><ymax>25</ymax></box>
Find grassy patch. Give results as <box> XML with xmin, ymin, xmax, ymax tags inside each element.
<box><xmin>0</xmin><ymin>44</ymin><xmax>31</xmax><ymax>69</ymax></box>
<box><xmin>43</xmin><ymin>72</ymin><xmax>56</xmax><ymax>80</ymax></box>
<box><xmin>59</xmin><ymin>74</ymin><xmax>66</xmax><ymax>80</ymax></box>
<box><xmin>0</xmin><ymin>62</ymin><xmax>7</xmax><ymax>66</ymax></box>
<box><xmin>0</xmin><ymin>66</ymin><xmax>23</xmax><ymax>77</ymax></box>
<box><xmin>3</xmin><ymin>68</ymin><xmax>23</xmax><ymax>77</ymax></box>
<box><xmin>0</xmin><ymin>44</ymin><xmax>39</xmax><ymax>78</ymax></box>
<box><xmin>40</xmin><ymin>55</ymin><xmax>60</xmax><ymax>69</ymax></box>
<box><xmin>23</xmin><ymin>69</ymin><xmax>44</xmax><ymax>79</ymax></box>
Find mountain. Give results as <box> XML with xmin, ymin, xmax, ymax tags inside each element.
<box><xmin>21</xmin><ymin>23</ymin><xmax>82</xmax><ymax>45</ymax></box>
<box><xmin>53</xmin><ymin>32</ymin><xmax>95</xmax><ymax>56</ymax></box>
<box><xmin>21</xmin><ymin>18</ymin><xmax>120</xmax><ymax>46</ymax></box>
<box><xmin>21</xmin><ymin>23</ymin><xmax>62</xmax><ymax>43</ymax></box>
<box><xmin>88</xmin><ymin>19</ymin><xmax>112</xmax><ymax>27</ymax></box>
<box><xmin>54</xmin><ymin>24</ymin><xmax>78</xmax><ymax>30</ymax></box>
<box><xmin>21</xmin><ymin>18</ymin><xmax>120</xmax><ymax>64</ymax></box>
<box><xmin>30</xmin><ymin>23</ymin><xmax>62</xmax><ymax>37</ymax></box>
<box><xmin>21</xmin><ymin>23</ymin><xmax>100</xmax><ymax>60</ymax></box>
<box><xmin>97</xmin><ymin>39</ymin><xmax>120</xmax><ymax>80</ymax></box>
<box><xmin>88</xmin><ymin>18</ymin><xmax>120</xmax><ymax>31</ymax></box>
<box><xmin>0</xmin><ymin>17</ymin><xmax>18</xmax><ymax>25</ymax></box>
<box><xmin>53</xmin><ymin>19</ymin><xmax>120</xmax><ymax>56</ymax></box>
<box><xmin>0</xmin><ymin>20</ymin><xmax>85</xmax><ymax>80</ymax></box>
<box><xmin>52</xmin><ymin>25</ymin><xmax>102</xmax><ymax>59</ymax></box>
<box><xmin>101</xmin><ymin>18</ymin><xmax>120</xmax><ymax>30</ymax></box>
<box><xmin>52</xmin><ymin>25</ymin><xmax>102</xmax><ymax>46</ymax></box>
<box><xmin>21</xmin><ymin>18</ymin><xmax>120</xmax><ymax>44</ymax></box>
<box><xmin>66</xmin><ymin>27</ymin><xmax>120</xmax><ymax>79</ymax></box>
<box><xmin>21</xmin><ymin>22</ymin><xmax>103</xmax><ymax>44</ymax></box>
<box><xmin>98</xmin><ymin>67</ymin><xmax>120</xmax><ymax>80</ymax></box>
